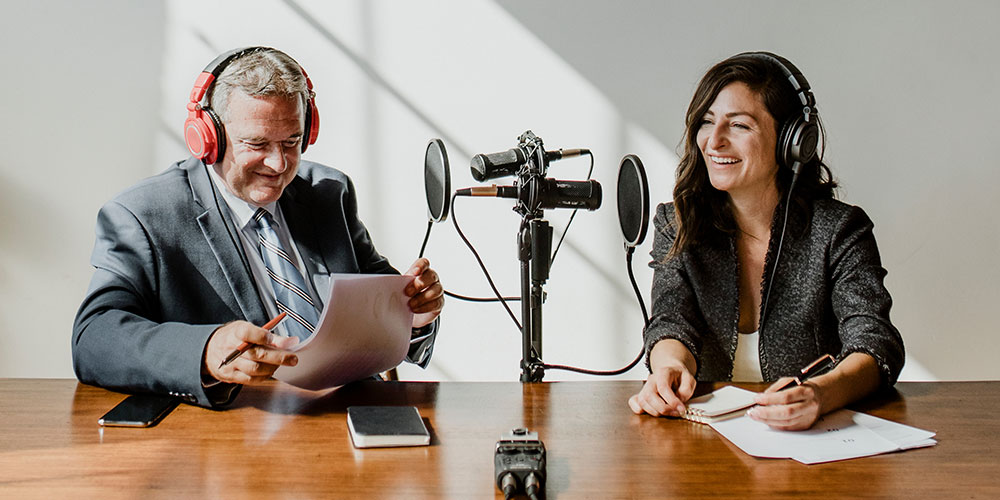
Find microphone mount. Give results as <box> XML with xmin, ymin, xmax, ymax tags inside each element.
<box><xmin>464</xmin><ymin>130</ymin><xmax>602</xmax><ymax>382</ymax></box>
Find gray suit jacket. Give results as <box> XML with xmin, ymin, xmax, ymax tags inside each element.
<box><xmin>73</xmin><ymin>158</ymin><xmax>436</xmax><ymax>407</ymax></box>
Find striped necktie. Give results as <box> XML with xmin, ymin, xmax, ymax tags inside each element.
<box><xmin>252</xmin><ymin>208</ymin><xmax>319</xmax><ymax>340</ymax></box>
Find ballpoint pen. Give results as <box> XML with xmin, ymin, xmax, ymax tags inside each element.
<box><xmin>775</xmin><ymin>353</ymin><xmax>836</xmax><ymax>391</ymax></box>
<box><xmin>218</xmin><ymin>312</ymin><xmax>287</xmax><ymax>368</ymax></box>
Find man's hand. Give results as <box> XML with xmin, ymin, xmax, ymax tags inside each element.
<box><xmin>203</xmin><ymin>321</ymin><xmax>300</xmax><ymax>385</ymax></box>
<box><xmin>404</xmin><ymin>258</ymin><xmax>444</xmax><ymax>328</ymax></box>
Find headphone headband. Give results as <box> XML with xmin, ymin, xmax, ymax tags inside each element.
<box><xmin>732</xmin><ymin>51</ymin><xmax>815</xmax><ymax>112</ymax></box>
<box><xmin>726</xmin><ymin>51</ymin><xmax>820</xmax><ymax>172</ymax></box>
<box><xmin>188</xmin><ymin>47</ymin><xmax>269</xmax><ymax>106</ymax></box>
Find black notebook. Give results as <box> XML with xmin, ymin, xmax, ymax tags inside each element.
<box><xmin>347</xmin><ymin>406</ymin><xmax>431</xmax><ymax>448</ymax></box>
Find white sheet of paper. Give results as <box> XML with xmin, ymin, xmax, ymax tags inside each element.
<box><xmin>273</xmin><ymin>274</ymin><xmax>414</xmax><ymax>391</ymax></box>
<box><xmin>710</xmin><ymin>408</ymin><xmax>937</xmax><ymax>465</ymax></box>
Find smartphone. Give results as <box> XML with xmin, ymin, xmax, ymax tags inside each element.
<box><xmin>98</xmin><ymin>394</ymin><xmax>179</xmax><ymax>427</ymax></box>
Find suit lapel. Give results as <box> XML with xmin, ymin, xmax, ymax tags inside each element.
<box><xmin>280</xmin><ymin>177</ymin><xmax>330</xmax><ymax>279</ymax></box>
<box><xmin>186</xmin><ymin>159</ymin><xmax>268</xmax><ymax>324</ymax></box>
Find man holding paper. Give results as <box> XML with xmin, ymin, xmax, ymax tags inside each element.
<box><xmin>72</xmin><ymin>47</ymin><xmax>444</xmax><ymax>407</ymax></box>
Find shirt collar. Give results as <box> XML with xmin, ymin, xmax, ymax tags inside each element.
<box><xmin>207</xmin><ymin>165</ymin><xmax>279</xmax><ymax>231</ymax></box>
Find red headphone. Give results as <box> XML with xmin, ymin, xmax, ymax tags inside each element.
<box><xmin>183</xmin><ymin>47</ymin><xmax>320</xmax><ymax>165</ymax></box>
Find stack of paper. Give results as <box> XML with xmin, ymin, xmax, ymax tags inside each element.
<box><xmin>274</xmin><ymin>274</ymin><xmax>414</xmax><ymax>390</ymax></box>
<box><xmin>709</xmin><ymin>406</ymin><xmax>937</xmax><ymax>464</ymax></box>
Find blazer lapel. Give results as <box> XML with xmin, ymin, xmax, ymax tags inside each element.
<box><xmin>280</xmin><ymin>178</ymin><xmax>331</xmax><ymax>279</ymax></box>
<box><xmin>186</xmin><ymin>159</ymin><xmax>268</xmax><ymax>324</ymax></box>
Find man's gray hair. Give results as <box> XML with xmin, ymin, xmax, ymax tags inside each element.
<box><xmin>208</xmin><ymin>48</ymin><xmax>311</xmax><ymax>123</ymax></box>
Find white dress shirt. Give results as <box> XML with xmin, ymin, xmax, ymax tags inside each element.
<box><xmin>207</xmin><ymin>167</ymin><xmax>324</xmax><ymax>338</ymax></box>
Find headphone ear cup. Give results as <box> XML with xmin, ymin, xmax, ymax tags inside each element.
<box><xmin>184</xmin><ymin>107</ymin><xmax>218</xmax><ymax>163</ymax></box>
<box><xmin>205</xmin><ymin>108</ymin><xmax>226</xmax><ymax>164</ymax></box>
<box><xmin>778</xmin><ymin>116</ymin><xmax>819</xmax><ymax>169</ymax></box>
<box><xmin>302</xmin><ymin>98</ymin><xmax>319</xmax><ymax>153</ymax></box>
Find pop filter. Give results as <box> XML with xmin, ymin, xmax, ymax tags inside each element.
<box><xmin>617</xmin><ymin>154</ymin><xmax>649</xmax><ymax>248</ymax></box>
<box><xmin>424</xmin><ymin>138</ymin><xmax>452</xmax><ymax>223</ymax></box>
<box><xmin>418</xmin><ymin>138</ymin><xmax>452</xmax><ymax>259</ymax></box>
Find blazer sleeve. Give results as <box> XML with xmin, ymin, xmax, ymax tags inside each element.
<box><xmin>828</xmin><ymin>206</ymin><xmax>905</xmax><ymax>387</ymax></box>
<box><xmin>642</xmin><ymin>203</ymin><xmax>706</xmax><ymax>372</ymax></box>
<box><xmin>72</xmin><ymin>200</ymin><xmax>237</xmax><ymax>408</ymax></box>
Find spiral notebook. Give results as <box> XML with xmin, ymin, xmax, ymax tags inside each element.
<box><xmin>682</xmin><ymin>386</ymin><xmax>758</xmax><ymax>424</ymax></box>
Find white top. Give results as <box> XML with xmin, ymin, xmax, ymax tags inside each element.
<box><xmin>732</xmin><ymin>330</ymin><xmax>763</xmax><ymax>382</ymax></box>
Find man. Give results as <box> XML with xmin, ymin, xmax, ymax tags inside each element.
<box><xmin>72</xmin><ymin>47</ymin><xmax>444</xmax><ymax>407</ymax></box>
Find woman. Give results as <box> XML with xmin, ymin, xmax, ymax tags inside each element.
<box><xmin>627</xmin><ymin>52</ymin><xmax>903</xmax><ymax>430</ymax></box>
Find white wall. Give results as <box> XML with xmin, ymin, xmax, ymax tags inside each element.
<box><xmin>2</xmin><ymin>0</ymin><xmax>997</xmax><ymax>381</ymax></box>
<box><xmin>0</xmin><ymin>1</ymin><xmax>166</xmax><ymax>377</ymax></box>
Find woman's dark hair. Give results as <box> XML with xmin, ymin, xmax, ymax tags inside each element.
<box><xmin>670</xmin><ymin>53</ymin><xmax>837</xmax><ymax>255</ymax></box>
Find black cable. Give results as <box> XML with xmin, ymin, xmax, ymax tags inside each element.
<box><xmin>760</xmin><ymin>166</ymin><xmax>802</xmax><ymax>329</ymax></box>
<box><xmin>500</xmin><ymin>473</ymin><xmax>517</xmax><ymax>500</ymax></box>
<box><xmin>444</xmin><ymin>290</ymin><xmax>519</xmax><ymax>302</ymax></box>
<box><xmin>451</xmin><ymin>193</ymin><xmax>523</xmax><ymax>332</ymax></box>
<box><xmin>539</xmin><ymin>246</ymin><xmax>649</xmax><ymax>376</ymax></box>
<box><xmin>420</xmin><ymin>194</ymin><xmax>519</xmax><ymax>303</ymax></box>
<box><xmin>626</xmin><ymin>246</ymin><xmax>651</xmax><ymax>330</ymax></box>
<box><xmin>524</xmin><ymin>472</ymin><xmax>542</xmax><ymax>500</ymax></box>
<box><xmin>417</xmin><ymin>219</ymin><xmax>432</xmax><ymax>259</ymax></box>
<box><xmin>549</xmin><ymin>151</ymin><xmax>595</xmax><ymax>267</ymax></box>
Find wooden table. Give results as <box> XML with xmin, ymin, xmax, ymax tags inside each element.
<box><xmin>0</xmin><ymin>379</ymin><xmax>997</xmax><ymax>498</ymax></box>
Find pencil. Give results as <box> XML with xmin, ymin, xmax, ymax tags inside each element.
<box><xmin>218</xmin><ymin>312</ymin><xmax>288</xmax><ymax>368</ymax></box>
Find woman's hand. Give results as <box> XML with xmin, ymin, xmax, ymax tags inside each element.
<box><xmin>747</xmin><ymin>379</ymin><xmax>823</xmax><ymax>431</ymax></box>
<box><xmin>748</xmin><ymin>352</ymin><xmax>882</xmax><ymax>431</ymax></box>
<box><xmin>628</xmin><ymin>363</ymin><xmax>697</xmax><ymax>417</ymax></box>
<box><xmin>628</xmin><ymin>339</ymin><xmax>698</xmax><ymax>417</ymax></box>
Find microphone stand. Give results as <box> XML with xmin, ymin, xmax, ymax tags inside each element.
<box><xmin>516</xmin><ymin>141</ymin><xmax>552</xmax><ymax>383</ymax></box>
<box><xmin>518</xmin><ymin>214</ymin><xmax>551</xmax><ymax>382</ymax></box>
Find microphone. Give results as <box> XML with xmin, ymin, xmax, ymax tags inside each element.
<box><xmin>470</xmin><ymin>147</ymin><xmax>591</xmax><ymax>182</ymax></box>
<box><xmin>457</xmin><ymin>179</ymin><xmax>601</xmax><ymax>211</ymax></box>
<box><xmin>545</xmin><ymin>148</ymin><xmax>589</xmax><ymax>161</ymax></box>
<box><xmin>536</xmin><ymin>178</ymin><xmax>601</xmax><ymax>210</ymax></box>
<box><xmin>470</xmin><ymin>148</ymin><xmax>525</xmax><ymax>182</ymax></box>
<box><xmin>455</xmin><ymin>185</ymin><xmax>519</xmax><ymax>198</ymax></box>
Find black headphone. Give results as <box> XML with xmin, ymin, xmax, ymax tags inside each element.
<box><xmin>731</xmin><ymin>52</ymin><xmax>821</xmax><ymax>332</ymax></box>
<box><xmin>729</xmin><ymin>51</ymin><xmax>820</xmax><ymax>174</ymax></box>
<box><xmin>183</xmin><ymin>47</ymin><xmax>320</xmax><ymax>165</ymax></box>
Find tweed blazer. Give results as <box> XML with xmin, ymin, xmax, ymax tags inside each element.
<box><xmin>643</xmin><ymin>198</ymin><xmax>904</xmax><ymax>386</ymax></box>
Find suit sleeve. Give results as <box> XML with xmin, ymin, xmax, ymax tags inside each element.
<box><xmin>72</xmin><ymin>200</ymin><xmax>237</xmax><ymax>408</ymax></box>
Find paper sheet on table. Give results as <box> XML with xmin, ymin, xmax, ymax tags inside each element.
<box><xmin>710</xmin><ymin>408</ymin><xmax>937</xmax><ymax>464</ymax></box>
<box><xmin>273</xmin><ymin>274</ymin><xmax>414</xmax><ymax>391</ymax></box>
